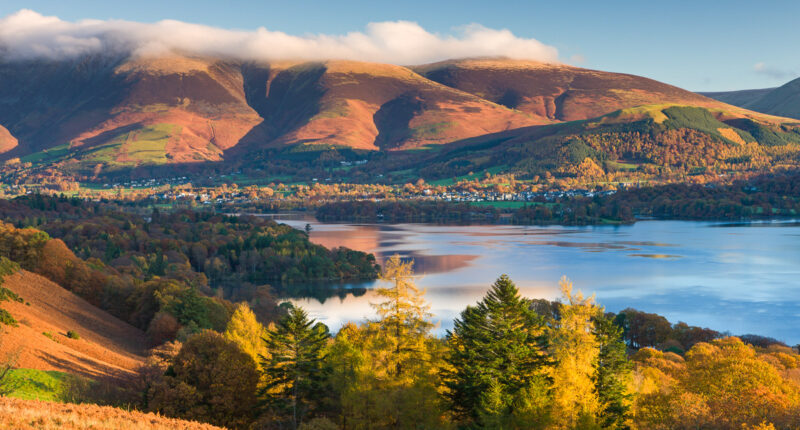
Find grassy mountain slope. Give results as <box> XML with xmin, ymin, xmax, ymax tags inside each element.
<box><xmin>401</xmin><ymin>104</ymin><xmax>800</xmax><ymax>180</ymax></box>
<box><xmin>0</xmin><ymin>397</ymin><xmax>222</xmax><ymax>430</ymax></box>
<box><xmin>236</xmin><ymin>60</ymin><xmax>546</xmax><ymax>152</ymax></box>
<box><xmin>1</xmin><ymin>54</ymin><xmax>798</xmax><ymax>182</ymax></box>
<box><xmin>1</xmin><ymin>269</ymin><xmax>146</xmax><ymax>379</ymax></box>
<box><xmin>699</xmin><ymin>88</ymin><xmax>776</xmax><ymax>107</ymax></box>
<box><xmin>746</xmin><ymin>77</ymin><xmax>800</xmax><ymax>119</ymax></box>
<box><xmin>701</xmin><ymin>78</ymin><xmax>800</xmax><ymax>120</ymax></box>
<box><xmin>0</xmin><ymin>125</ymin><xmax>16</xmax><ymax>154</ymax></box>
<box><xmin>413</xmin><ymin>58</ymin><xmax>730</xmax><ymax>121</ymax></box>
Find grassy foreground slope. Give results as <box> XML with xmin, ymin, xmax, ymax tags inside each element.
<box><xmin>0</xmin><ymin>397</ymin><xmax>222</xmax><ymax>430</ymax></box>
<box><xmin>1</xmin><ymin>269</ymin><xmax>146</xmax><ymax>379</ymax></box>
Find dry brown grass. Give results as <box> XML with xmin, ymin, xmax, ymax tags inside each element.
<box><xmin>2</xmin><ymin>270</ymin><xmax>147</xmax><ymax>379</ymax></box>
<box><xmin>0</xmin><ymin>396</ymin><xmax>224</xmax><ymax>429</ymax></box>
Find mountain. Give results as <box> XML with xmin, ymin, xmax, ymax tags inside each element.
<box><xmin>0</xmin><ymin>54</ymin><xmax>798</xmax><ymax>182</ymax></box>
<box><xmin>1</xmin><ymin>269</ymin><xmax>146</xmax><ymax>379</ymax></box>
<box><xmin>701</xmin><ymin>78</ymin><xmax>800</xmax><ymax>120</ymax></box>
<box><xmin>391</xmin><ymin>104</ymin><xmax>800</xmax><ymax>181</ymax></box>
<box><xmin>413</xmin><ymin>58</ymin><xmax>728</xmax><ymax>121</ymax></box>
<box><xmin>699</xmin><ymin>88</ymin><xmax>776</xmax><ymax>107</ymax></box>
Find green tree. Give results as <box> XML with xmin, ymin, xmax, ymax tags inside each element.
<box><xmin>442</xmin><ymin>274</ymin><xmax>550</xmax><ymax>428</ymax></box>
<box><xmin>261</xmin><ymin>306</ymin><xmax>330</xmax><ymax>430</ymax></box>
<box><xmin>593</xmin><ymin>313</ymin><xmax>633</xmax><ymax>429</ymax></box>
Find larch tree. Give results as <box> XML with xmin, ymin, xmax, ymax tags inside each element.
<box><xmin>327</xmin><ymin>255</ymin><xmax>445</xmax><ymax>429</ymax></box>
<box><xmin>442</xmin><ymin>274</ymin><xmax>551</xmax><ymax>428</ymax></box>
<box><xmin>549</xmin><ymin>276</ymin><xmax>601</xmax><ymax>429</ymax></box>
<box><xmin>224</xmin><ymin>302</ymin><xmax>269</xmax><ymax>371</ymax></box>
<box><xmin>261</xmin><ymin>306</ymin><xmax>330</xmax><ymax>430</ymax></box>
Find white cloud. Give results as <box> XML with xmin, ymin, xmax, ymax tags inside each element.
<box><xmin>753</xmin><ymin>62</ymin><xmax>796</xmax><ymax>81</ymax></box>
<box><xmin>0</xmin><ymin>9</ymin><xmax>559</xmax><ymax>65</ymax></box>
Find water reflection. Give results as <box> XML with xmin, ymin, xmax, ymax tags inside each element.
<box><xmin>273</xmin><ymin>214</ymin><xmax>800</xmax><ymax>344</ymax></box>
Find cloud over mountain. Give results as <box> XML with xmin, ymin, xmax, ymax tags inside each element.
<box><xmin>0</xmin><ymin>9</ymin><xmax>559</xmax><ymax>64</ymax></box>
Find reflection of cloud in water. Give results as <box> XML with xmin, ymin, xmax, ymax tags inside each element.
<box><xmin>628</xmin><ymin>254</ymin><xmax>682</xmax><ymax>259</ymax></box>
<box><xmin>375</xmin><ymin>251</ymin><xmax>478</xmax><ymax>275</ymax></box>
<box><xmin>272</xmin><ymin>215</ymin><xmax>800</xmax><ymax>343</ymax></box>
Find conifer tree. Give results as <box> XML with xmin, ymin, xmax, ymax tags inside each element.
<box><xmin>549</xmin><ymin>276</ymin><xmax>601</xmax><ymax>429</ymax></box>
<box><xmin>442</xmin><ymin>274</ymin><xmax>550</xmax><ymax>428</ymax></box>
<box><xmin>224</xmin><ymin>302</ymin><xmax>268</xmax><ymax>370</ymax></box>
<box><xmin>593</xmin><ymin>313</ymin><xmax>633</xmax><ymax>429</ymax></box>
<box><xmin>261</xmin><ymin>306</ymin><xmax>330</xmax><ymax>430</ymax></box>
<box><xmin>328</xmin><ymin>256</ymin><xmax>445</xmax><ymax>429</ymax></box>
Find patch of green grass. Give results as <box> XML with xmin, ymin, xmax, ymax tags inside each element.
<box><xmin>42</xmin><ymin>331</ymin><xmax>59</xmax><ymax>343</ymax></box>
<box><xmin>470</xmin><ymin>201</ymin><xmax>532</xmax><ymax>209</ymax></box>
<box><xmin>84</xmin><ymin>123</ymin><xmax>177</xmax><ymax>166</ymax></box>
<box><xmin>605</xmin><ymin>160</ymin><xmax>639</xmax><ymax>172</ymax></box>
<box><xmin>4</xmin><ymin>368</ymin><xmax>83</xmax><ymax>401</ymax></box>
<box><xmin>20</xmin><ymin>143</ymin><xmax>72</xmax><ymax>164</ymax></box>
<box><xmin>411</xmin><ymin>122</ymin><xmax>455</xmax><ymax>138</ymax></box>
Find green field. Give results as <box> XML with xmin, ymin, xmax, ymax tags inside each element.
<box><xmin>4</xmin><ymin>368</ymin><xmax>84</xmax><ymax>401</ymax></box>
<box><xmin>470</xmin><ymin>201</ymin><xmax>532</xmax><ymax>209</ymax></box>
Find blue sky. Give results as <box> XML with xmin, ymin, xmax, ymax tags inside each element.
<box><xmin>1</xmin><ymin>0</ymin><xmax>797</xmax><ymax>91</ymax></box>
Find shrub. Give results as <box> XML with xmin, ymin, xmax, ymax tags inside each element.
<box><xmin>0</xmin><ymin>309</ymin><xmax>17</xmax><ymax>327</ymax></box>
<box><xmin>66</xmin><ymin>330</ymin><xmax>80</xmax><ymax>340</ymax></box>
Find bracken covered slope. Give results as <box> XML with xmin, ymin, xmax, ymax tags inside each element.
<box><xmin>0</xmin><ymin>397</ymin><xmax>223</xmax><ymax>430</ymax></box>
<box><xmin>1</xmin><ymin>269</ymin><xmax>146</xmax><ymax>379</ymax></box>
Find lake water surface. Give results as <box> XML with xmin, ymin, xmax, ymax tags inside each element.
<box><xmin>273</xmin><ymin>215</ymin><xmax>800</xmax><ymax>344</ymax></box>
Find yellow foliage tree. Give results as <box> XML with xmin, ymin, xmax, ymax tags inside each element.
<box><xmin>224</xmin><ymin>303</ymin><xmax>268</xmax><ymax>370</ymax></box>
<box><xmin>549</xmin><ymin>276</ymin><xmax>601</xmax><ymax>429</ymax></box>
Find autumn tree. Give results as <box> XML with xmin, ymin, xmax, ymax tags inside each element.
<box><xmin>224</xmin><ymin>302</ymin><xmax>268</xmax><ymax>370</ymax></box>
<box><xmin>261</xmin><ymin>306</ymin><xmax>330</xmax><ymax>430</ymax></box>
<box><xmin>442</xmin><ymin>274</ymin><xmax>550</xmax><ymax>428</ymax></box>
<box><xmin>147</xmin><ymin>330</ymin><xmax>259</xmax><ymax>429</ymax></box>
<box><xmin>328</xmin><ymin>256</ymin><xmax>445</xmax><ymax>429</ymax></box>
<box><xmin>549</xmin><ymin>277</ymin><xmax>601</xmax><ymax>429</ymax></box>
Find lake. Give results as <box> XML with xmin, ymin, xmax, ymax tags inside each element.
<box><xmin>272</xmin><ymin>214</ymin><xmax>800</xmax><ymax>344</ymax></box>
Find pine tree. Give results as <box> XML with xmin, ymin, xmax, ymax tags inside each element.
<box><xmin>442</xmin><ymin>274</ymin><xmax>550</xmax><ymax>428</ymax></box>
<box><xmin>593</xmin><ymin>313</ymin><xmax>633</xmax><ymax>429</ymax></box>
<box><xmin>261</xmin><ymin>306</ymin><xmax>330</xmax><ymax>430</ymax></box>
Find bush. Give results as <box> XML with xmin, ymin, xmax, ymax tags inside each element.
<box><xmin>66</xmin><ymin>330</ymin><xmax>80</xmax><ymax>340</ymax></box>
<box><xmin>0</xmin><ymin>309</ymin><xmax>17</xmax><ymax>327</ymax></box>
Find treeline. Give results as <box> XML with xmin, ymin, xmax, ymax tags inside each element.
<box><xmin>0</xmin><ymin>195</ymin><xmax>378</xmax><ymax>343</ymax></box>
<box><xmin>131</xmin><ymin>258</ymin><xmax>800</xmax><ymax>429</ymax></box>
<box><xmin>317</xmin><ymin>173</ymin><xmax>800</xmax><ymax>226</ymax></box>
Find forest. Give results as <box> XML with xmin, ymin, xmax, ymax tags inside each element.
<box><xmin>0</xmin><ymin>195</ymin><xmax>377</xmax><ymax>342</ymax></box>
<box><xmin>136</xmin><ymin>259</ymin><xmax>800</xmax><ymax>429</ymax></box>
<box><xmin>0</xmin><ymin>197</ymin><xmax>797</xmax><ymax>429</ymax></box>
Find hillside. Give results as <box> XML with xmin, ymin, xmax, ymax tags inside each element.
<box><xmin>699</xmin><ymin>87</ymin><xmax>776</xmax><ymax>107</ymax></box>
<box><xmin>1</xmin><ymin>54</ymin><xmax>798</xmax><ymax>183</ymax></box>
<box><xmin>395</xmin><ymin>104</ymin><xmax>800</xmax><ymax>181</ymax></box>
<box><xmin>0</xmin><ymin>269</ymin><xmax>146</xmax><ymax>379</ymax></box>
<box><xmin>0</xmin><ymin>125</ymin><xmax>16</xmax><ymax>154</ymax></box>
<box><xmin>413</xmin><ymin>58</ymin><xmax>730</xmax><ymax>121</ymax></box>
<box><xmin>701</xmin><ymin>78</ymin><xmax>800</xmax><ymax>120</ymax></box>
<box><xmin>0</xmin><ymin>397</ymin><xmax>222</xmax><ymax>430</ymax></box>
